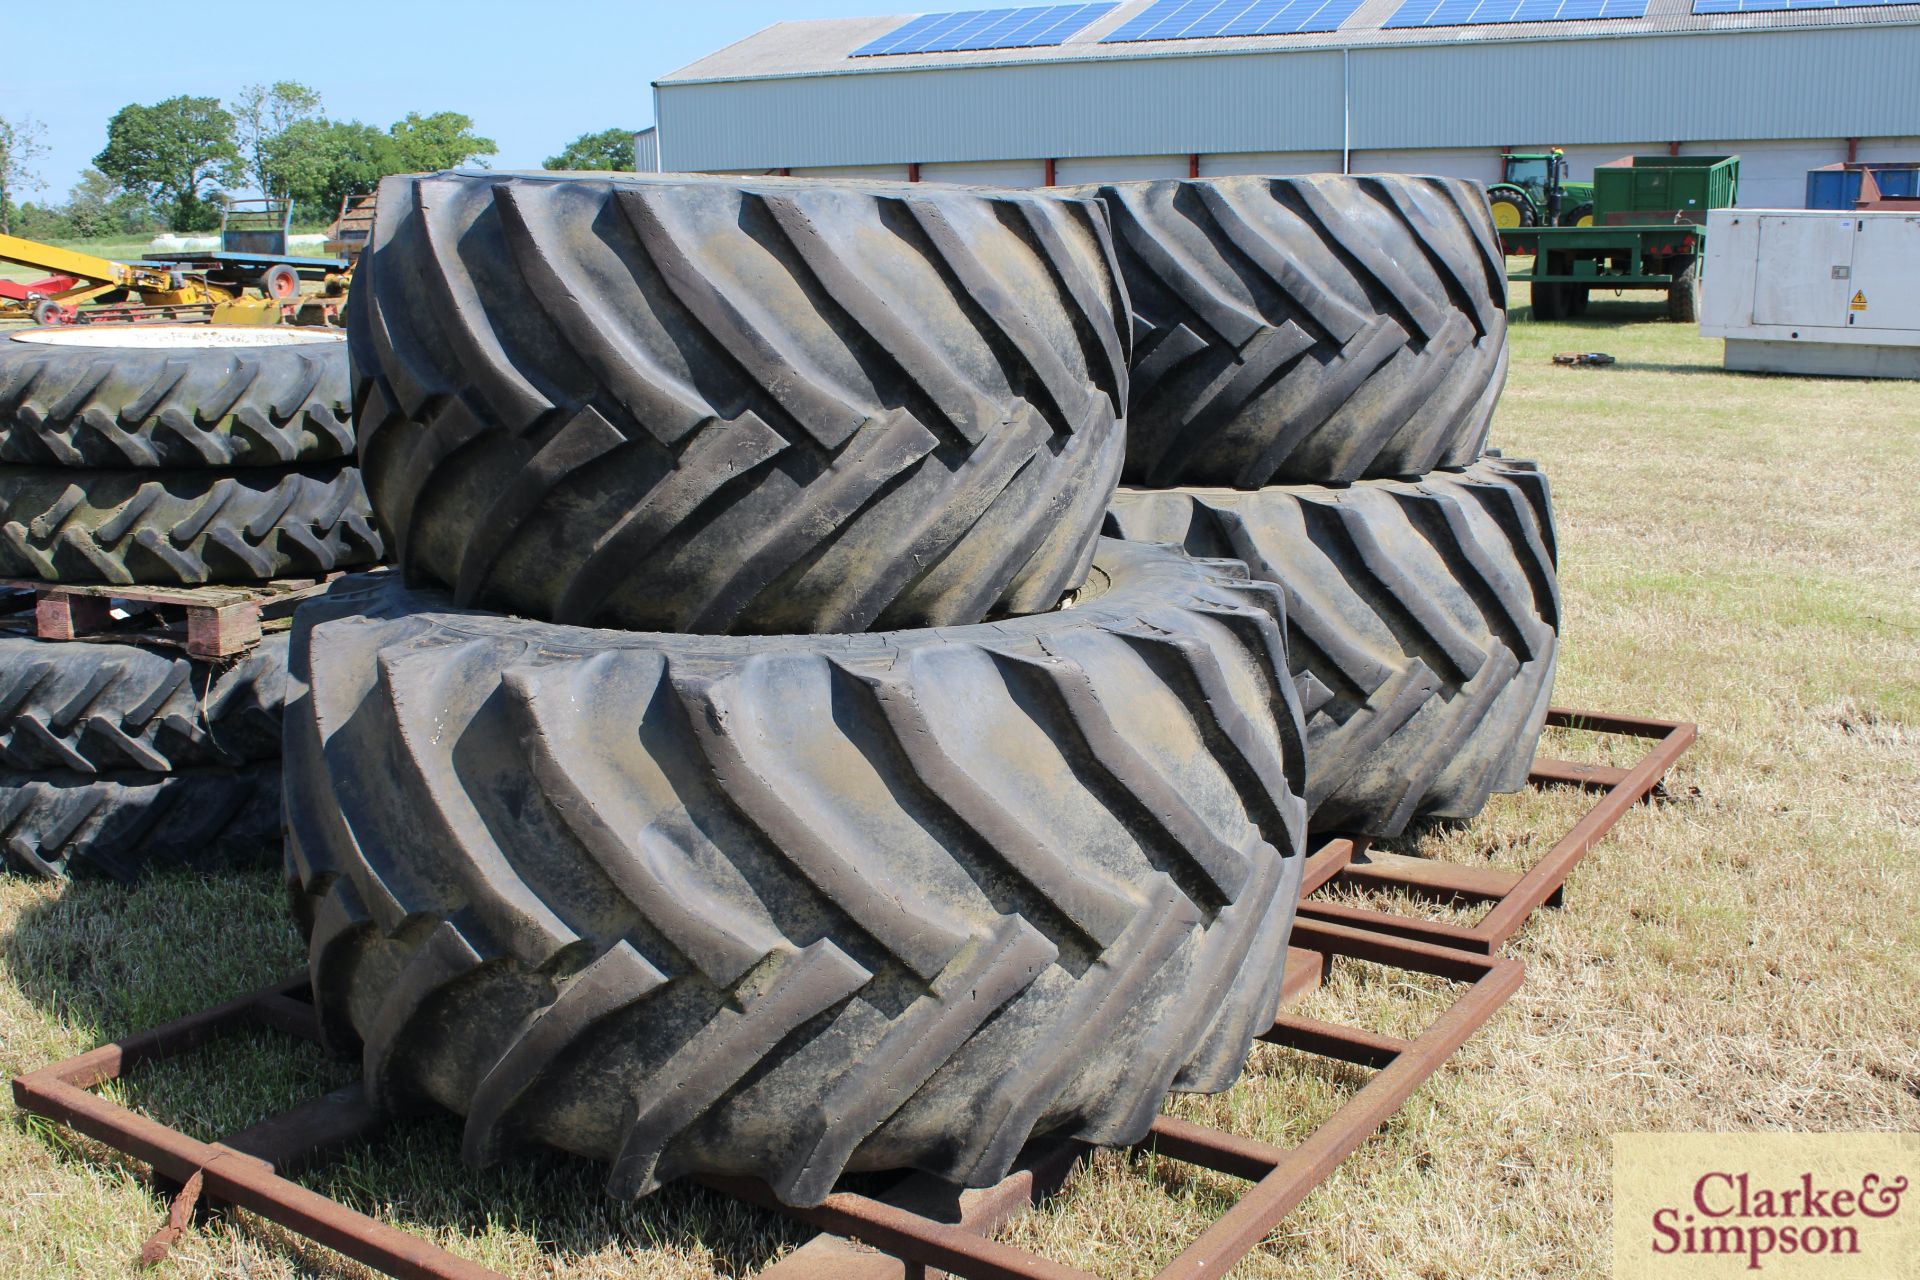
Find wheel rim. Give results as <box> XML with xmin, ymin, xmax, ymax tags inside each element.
<box><xmin>1491</xmin><ymin>200</ymin><xmax>1523</xmax><ymax>229</ymax></box>
<box><xmin>269</xmin><ymin>271</ymin><xmax>297</xmax><ymax>300</ymax></box>
<box><xmin>1575</xmin><ymin>213</ymin><xmax>1593</xmax><ymax>227</ymax></box>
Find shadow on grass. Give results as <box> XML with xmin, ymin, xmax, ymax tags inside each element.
<box><xmin>2</xmin><ymin>869</ymin><xmax>811</xmax><ymax>1277</ymax></box>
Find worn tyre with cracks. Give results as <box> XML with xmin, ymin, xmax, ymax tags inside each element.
<box><xmin>285</xmin><ymin>539</ymin><xmax>1308</xmax><ymax>1205</ymax></box>
<box><xmin>1</xmin><ymin>763</ymin><xmax>282</xmax><ymax>880</ymax></box>
<box><xmin>0</xmin><ymin>464</ymin><xmax>383</xmax><ymax>585</ymax></box>
<box><xmin>349</xmin><ymin>170</ymin><xmax>1129</xmax><ymax>635</ymax></box>
<box><xmin>1106</xmin><ymin>459</ymin><xmax>1558</xmax><ymax>837</ymax></box>
<box><xmin>1069</xmin><ymin>174</ymin><xmax>1508</xmax><ymax>487</ymax></box>
<box><xmin>0</xmin><ymin>634</ymin><xmax>288</xmax><ymax>773</ymax></box>
<box><xmin>0</xmin><ymin>326</ymin><xmax>354</xmax><ymax>468</ymax></box>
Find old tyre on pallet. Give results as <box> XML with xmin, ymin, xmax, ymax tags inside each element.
<box><xmin>0</xmin><ymin>326</ymin><xmax>354</xmax><ymax>468</ymax></box>
<box><xmin>0</xmin><ymin>634</ymin><xmax>288</xmax><ymax>773</ymax></box>
<box><xmin>0</xmin><ymin>464</ymin><xmax>382</xmax><ymax>585</ymax></box>
<box><xmin>1106</xmin><ymin>459</ymin><xmax>1558</xmax><ymax>838</ymax></box>
<box><xmin>1066</xmin><ymin>174</ymin><xmax>1508</xmax><ymax>488</ymax></box>
<box><xmin>350</xmin><ymin>170</ymin><xmax>1129</xmax><ymax>635</ymax></box>
<box><xmin>1</xmin><ymin>763</ymin><xmax>281</xmax><ymax>880</ymax></box>
<box><xmin>285</xmin><ymin>539</ymin><xmax>1308</xmax><ymax>1205</ymax></box>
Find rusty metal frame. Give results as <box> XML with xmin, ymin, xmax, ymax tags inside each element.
<box><xmin>12</xmin><ymin>926</ymin><xmax>1517</xmax><ymax>1280</ymax></box>
<box><xmin>1295</xmin><ymin>706</ymin><xmax>1695</xmax><ymax>955</ymax></box>
<box><xmin>11</xmin><ymin>979</ymin><xmax>502</xmax><ymax>1280</ymax></box>
<box><xmin>6</xmin><ymin>705</ymin><xmax>1692</xmax><ymax>1279</ymax></box>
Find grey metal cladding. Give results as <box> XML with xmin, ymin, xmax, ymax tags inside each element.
<box><xmin>1349</xmin><ymin>25</ymin><xmax>1920</xmax><ymax>147</ymax></box>
<box><xmin>658</xmin><ymin>51</ymin><xmax>1345</xmax><ymax>170</ymax></box>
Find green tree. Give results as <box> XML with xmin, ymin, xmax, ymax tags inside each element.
<box><xmin>0</xmin><ymin>113</ymin><xmax>48</xmax><ymax>236</ymax></box>
<box><xmin>262</xmin><ymin>119</ymin><xmax>392</xmax><ymax>217</ymax></box>
<box><xmin>544</xmin><ymin>127</ymin><xmax>638</xmax><ymax>171</ymax></box>
<box><xmin>234</xmin><ymin>80</ymin><xmax>324</xmax><ymax>195</ymax></box>
<box><xmin>94</xmin><ymin>96</ymin><xmax>242</xmax><ymax>231</ymax></box>
<box><xmin>64</xmin><ymin>168</ymin><xmax>156</xmax><ymax>238</ymax></box>
<box><xmin>386</xmin><ymin>111</ymin><xmax>496</xmax><ymax>173</ymax></box>
<box><xmin>12</xmin><ymin>201</ymin><xmax>72</xmax><ymax>241</ymax></box>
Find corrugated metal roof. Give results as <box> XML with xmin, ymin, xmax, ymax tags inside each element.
<box><xmin>658</xmin><ymin>0</ymin><xmax>1920</xmax><ymax>82</ymax></box>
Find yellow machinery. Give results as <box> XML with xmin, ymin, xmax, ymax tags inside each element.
<box><xmin>0</xmin><ymin>232</ymin><xmax>248</xmax><ymax>325</ymax></box>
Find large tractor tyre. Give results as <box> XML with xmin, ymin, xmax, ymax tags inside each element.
<box><xmin>1667</xmin><ymin>259</ymin><xmax>1700</xmax><ymax>323</ymax></box>
<box><xmin>286</xmin><ymin>539</ymin><xmax>1309</xmax><ymax>1206</ymax></box>
<box><xmin>1068</xmin><ymin>174</ymin><xmax>1508</xmax><ymax>488</ymax></box>
<box><xmin>1105</xmin><ymin>459</ymin><xmax>1558</xmax><ymax>838</ymax></box>
<box><xmin>1</xmin><ymin>763</ymin><xmax>281</xmax><ymax>880</ymax></box>
<box><xmin>1559</xmin><ymin>203</ymin><xmax>1595</xmax><ymax>228</ymax></box>
<box><xmin>0</xmin><ymin>464</ymin><xmax>383</xmax><ymax>586</ymax></box>
<box><xmin>1486</xmin><ymin>189</ymin><xmax>1536</xmax><ymax>230</ymax></box>
<box><xmin>0</xmin><ymin>634</ymin><xmax>288</xmax><ymax>774</ymax></box>
<box><xmin>0</xmin><ymin>326</ymin><xmax>354</xmax><ymax>468</ymax></box>
<box><xmin>349</xmin><ymin>170</ymin><xmax>1130</xmax><ymax>635</ymax></box>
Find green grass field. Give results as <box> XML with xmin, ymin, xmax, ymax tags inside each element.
<box><xmin>1</xmin><ymin>293</ymin><xmax>1916</xmax><ymax>1278</ymax></box>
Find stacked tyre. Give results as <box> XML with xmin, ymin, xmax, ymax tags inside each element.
<box><xmin>0</xmin><ymin>325</ymin><xmax>382</xmax><ymax>877</ymax></box>
<box><xmin>285</xmin><ymin>171</ymin><xmax>1312</xmax><ymax>1206</ymax></box>
<box><xmin>1082</xmin><ymin>174</ymin><xmax>1562</xmax><ymax>838</ymax></box>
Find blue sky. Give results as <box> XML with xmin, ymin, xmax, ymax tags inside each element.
<box><xmin>5</xmin><ymin>0</ymin><xmax>917</xmax><ymax>200</ymax></box>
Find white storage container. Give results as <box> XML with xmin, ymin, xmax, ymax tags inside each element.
<box><xmin>1700</xmin><ymin>209</ymin><xmax>1920</xmax><ymax>378</ymax></box>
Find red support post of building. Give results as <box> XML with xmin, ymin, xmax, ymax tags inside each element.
<box><xmin>908</xmin><ymin>162</ymin><xmax>921</xmax><ymax>182</ymax></box>
<box><xmin>1669</xmin><ymin>140</ymin><xmax>1681</xmax><ymax>156</ymax></box>
<box><xmin>1847</xmin><ymin>136</ymin><xmax>1860</xmax><ymax>163</ymax></box>
<box><xmin>1188</xmin><ymin>153</ymin><xmax>1201</xmax><ymax>178</ymax></box>
<box><xmin>1044</xmin><ymin>158</ymin><xmax>1057</xmax><ymax>186</ymax></box>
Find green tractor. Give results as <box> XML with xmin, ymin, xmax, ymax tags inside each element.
<box><xmin>1488</xmin><ymin>150</ymin><xmax>1597</xmax><ymax>229</ymax></box>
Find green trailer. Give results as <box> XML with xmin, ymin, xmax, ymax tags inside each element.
<box><xmin>1499</xmin><ymin>154</ymin><xmax>1740</xmax><ymax>321</ymax></box>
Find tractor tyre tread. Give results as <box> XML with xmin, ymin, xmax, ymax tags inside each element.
<box><xmin>1066</xmin><ymin>174</ymin><xmax>1508</xmax><ymax>487</ymax></box>
<box><xmin>285</xmin><ymin>539</ymin><xmax>1308</xmax><ymax>1205</ymax></box>
<box><xmin>0</xmin><ymin>634</ymin><xmax>289</xmax><ymax>774</ymax></box>
<box><xmin>0</xmin><ymin>463</ymin><xmax>383</xmax><ymax>586</ymax></box>
<box><xmin>0</xmin><ymin>332</ymin><xmax>354</xmax><ymax>468</ymax></box>
<box><xmin>1106</xmin><ymin>458</ymin><xmax>1558</xmax><ymax>837</ymax></box>
<box><xmin>350</xmin><ymin>170</ymin><xmax>1130</xmax><ymax>634</ymax></box>
<box><xmin>1</xmin><ymin>762</ymin><xmax>282</xmax><ymax>880</ymax></box>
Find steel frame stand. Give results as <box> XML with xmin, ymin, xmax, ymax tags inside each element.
<box><xmin>9</xmin><ymin>704</ymin><xmax>1692</xmax><ymax>1280</ymax></box>
<box><xmin>13</xmin><ymin>926</ymin><xmax>1517</xmax><ymax>1280</ymax></box>
<box><xmin>1296</xmin><ymin>708</ymin><xmax>1695</xmax><ymax>954</ymax></box>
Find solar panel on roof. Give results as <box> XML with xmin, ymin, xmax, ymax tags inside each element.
<box><xmin>1692</xmin><ymin>0</ymin><xmax>1908</xmax><ymax>12</ymax></box>
<box><xmin>1100</xmin><ymin>0</ymin><xmax>1367</xmax><ymax>42</ymax></box>
<box><xmin>853</xmin><ymin>3</ymin><xmax>1119</xmax><ymax>56</ymax></box>
<box><xmin>1383</xmin><ymin>0</ymin><xmax>1646</xmax><ymax>25</ymax></box>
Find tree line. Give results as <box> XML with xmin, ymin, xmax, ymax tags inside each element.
<box><xmin>0</xmin><ymin>85</ymin><xmax>639</xmax><ymax>241</ymax></box>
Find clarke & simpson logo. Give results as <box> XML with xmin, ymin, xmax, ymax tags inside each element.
<box><xmin>1649</xmin><ymin>1169</ymin><xmax>1908</xmax><ymax>1270</ymax></box>
<box><xmin>1613</xmin><ymin>1134</ymin><xmax>1919</xmax><ymax>1279</ymax></box>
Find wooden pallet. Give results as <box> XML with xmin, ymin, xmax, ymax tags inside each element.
<box><xmin>0</xmin><ymin>575</ymin><xmax>340</xmax><ymax>658</ymax></box>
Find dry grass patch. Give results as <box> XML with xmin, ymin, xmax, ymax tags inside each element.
<box><xmin>2</xmin><ymin>296</ymin><xmax>1917</xmax><ymax>1277</ymax></box>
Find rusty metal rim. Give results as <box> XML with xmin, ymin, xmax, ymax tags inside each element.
<box><xmin>1295</xmin><ymin>705</ymin><xmax>1696</xmax><ymax>954</ymax></box>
